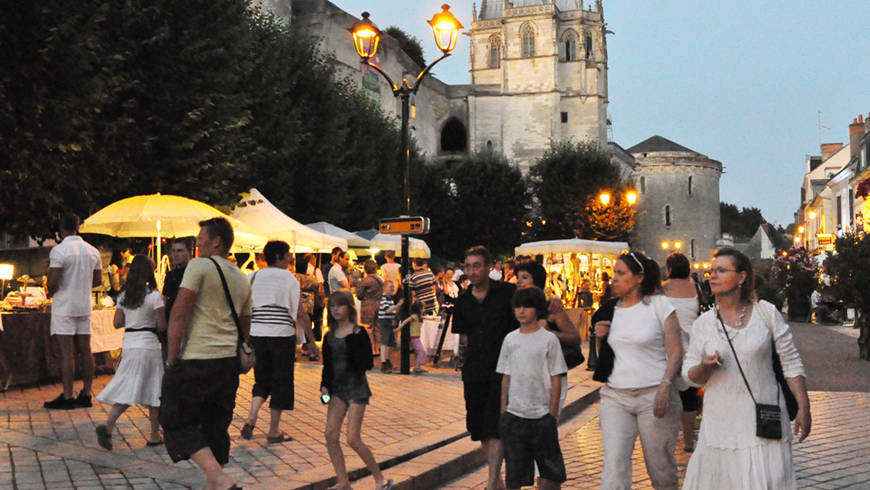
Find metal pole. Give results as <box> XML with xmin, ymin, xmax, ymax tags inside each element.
<box><xmin>399</xmin><ymin>91</ymin><xmax>412</xmax><ymax>375</ymax></box>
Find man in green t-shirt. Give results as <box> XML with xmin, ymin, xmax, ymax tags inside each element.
<box><xmin>160</xmin><ymin>217</ymin><xmax>251</xmax><ymax>490</ymax></box>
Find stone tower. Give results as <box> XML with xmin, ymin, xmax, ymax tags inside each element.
<box><xmin>467</xmin><ymin>0</ymin><xmax>609</xmax><ymax>172</ymax></box>
<box><xmin>628</xmin><ymin>136</ymin><xmax>722</xmax><ymax>265</ymax></box>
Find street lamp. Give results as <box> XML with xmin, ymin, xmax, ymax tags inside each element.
<box><xmin>599</xmin><ymin>192</ymin><xmax>611</xmax><ymax>205</ymax></box>
<box><xmin>350</xmin><ymin>5</ymin><xmax>462</xmax><ymax>374</ymax></box>
<box><xmin>625</xmin><ymin>190</ymin><xmax>638</xmax><ymax>205</ymax></box>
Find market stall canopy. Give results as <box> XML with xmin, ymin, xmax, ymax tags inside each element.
<box><xmin>306</xmin><ymin>222</ymin><xmax>370</xmax><ymax>249</ymax></box>
<box><xmin>79</xmin><ymin>193</ymin><xmax>267</xmax><ymax>251</ymax></box>
<box><xmin>515</xmin><ymin>238</ymin><xmax>629</xmax><ymax>256</ymax></box>
<box><xmin>368</xmin><ymin>233</ymin><xmax>431</xmax><ymax>258</ymax></box>
<box><xmin>231</xmin><ymin>189</ymin><xmax>347</xmax><ymax>253</ymax></box>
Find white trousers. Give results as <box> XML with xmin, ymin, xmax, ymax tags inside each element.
<box><xmin>599</xmin><ymin>385</ymin><xmax>680</xmax><ymax>490</ymax></box>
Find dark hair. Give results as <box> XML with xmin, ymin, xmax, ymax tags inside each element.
<box><xmin>515</xmin><ymin>261</ymin><xmax>547</xmax><ymax>289</ymax></box>
<box><xmin>263</xmin><ymin>240</ymin><xmax>290</xmax><ymax>266</ymax></box>
<box><xmin>409</xmin><ymin>300</ymin><xmax>423</xmax><ymax>316</ymax></box>
<box><xmin>385</xmin><ymin>249</ymin><xmax>395</xmax><ymax>259</ymax></box>
<box><xmin>413</xmin><ymin>257</ymin><xmax>426</xmax><ymax>267</ymax></box>
<box><xmin>665</xmin><ymin>252</ymin><xmax>691</xmax><ymax>279</ymax></box>
<box><xmin>120</xmin><ymin>255</ymin><xmax>156</xmax><ymax>309</ymax></box>
<box><xmin>511</xmin><ymin>287</ymin><xmax>548</xmax><ymax>319</ymax></box>
<box><xmin>331</xmin><ymin>247</ymin><xmax>343</xmax><ymax>256</ymax></box>
<box><xmin>363</xmin><ymin>259</ymin><xmax>377</xmax><ymax>275</ymax></box>
<box><xmin>327</xmin><ymin>290</ymin><xmax>358</xmax><ymax>329</ymax></box>
<box><xmin>464</xmin><ymin>245</ymin><xmax>492</xmax><ymax>265</ymax></box>
<box><xmin>172</xmin><ymin>237</ymin><xmax>194</xmax><ymax>252</ymax></box>
<box><xmin>198</xmin><ymin>217</ymin><xmax>234</xmax><ymax>252</ymax></box>
<box><xmin>712</xmin><ymin>247</ymin><xmax>756</xmax><ymax>302</ymax></box>
<box><xmin>505</xmin><ymin>259</ymin><xmax>516</xmax><ymax>272</ymax></box>
<box><xmin>601</xmin><ymin>272</ymin><xmax>610</xmax><ymax>282</ymax></box>
<box><xmin>60</xmin><ymin>213</ymin><xmax>80</xmax><ymax>233</ymax></box>
<box><xmin>618</xmin><ymin>251</ymin><xmax>661</xmax><ymax>296</ymax></box>
<box><xmin>305</xmin><ymin>253</ymin><xmax>316</xmax><ymax>263</ymax></box>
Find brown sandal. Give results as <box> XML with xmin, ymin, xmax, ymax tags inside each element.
<box><xmin>240</xmin><ymin>422</ymin><xmax>254</xmax><ymax>440</ymax></box>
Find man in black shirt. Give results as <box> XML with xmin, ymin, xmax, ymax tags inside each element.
<box><xmin>161</xmin><ymin>238</ymin><xmax>193</xmax><ymax>359</ymax></box>
<box><xmin>452</xmin><ymin>246</ymin><xmax>518</xmax><ymax>489</ymax></box>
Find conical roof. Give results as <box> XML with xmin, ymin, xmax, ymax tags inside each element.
<box><xmin>627</xmin><ymin>135</ymin><xmax>701</xmax><ymax>155</ymax></box>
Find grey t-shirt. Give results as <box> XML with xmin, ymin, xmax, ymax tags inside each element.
<box><xmin>328</xmin><ymin>265</ymin><xmax>347</xmax><ymax>292</ymax></box>
<box><xmin>496</xmin><ymin>327</ymin><xmax>567</xmax><ymax>419</ymax></box>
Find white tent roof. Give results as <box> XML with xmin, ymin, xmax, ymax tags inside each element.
<box><xmin>306</xmin><ymin>222</ymin><xmax>371</xmax><ymax>249</ymax></box>
<box><xmin>368</xmin><ymin>233</ymin><xmax>431</xmax><ymax>258</ymax></box>
<box><xmin>515</xmin><ymin>238</ymin><xmax>629</xmax><ymax>256</ymax></box>
<box><xmin>230</xmin><ymin>189</ymin><xmax>347</xmax><ymax>252</ymax></box>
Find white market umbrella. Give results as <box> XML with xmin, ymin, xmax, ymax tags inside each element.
<box><xmin>368</xmin><ymin>233</ymin><xmax>431</xmax><ymax>258</ymax></box>
<box><xmin>231</xmin><ymin>189</ymin><xmax>347</xmax><ymax>253</ymax></box>
<box><xmin>514</xmin><ymin>238</ymin><xmax>629</xmax><ymax>256</ymax></box>
<box><xmin>306</xmin><ymin>222</ymin><xmax>371</xmax><ymax>249</ymax></box>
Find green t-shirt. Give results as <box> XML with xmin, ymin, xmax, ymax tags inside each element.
<box><xmin>179</xmin><ymin>256</ymin><xmax>252</xmax><ymax>360</ymax></box>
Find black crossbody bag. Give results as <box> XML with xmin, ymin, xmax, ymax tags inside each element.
<box><xmin>716</xmin><ymin>309</ymin><xmax>783</xmax><ymax>440</ymax></box>
<box><xmin>208</xmin><ymin>257</ymin><xmax>255</xmax><ymax>374</ymax></box>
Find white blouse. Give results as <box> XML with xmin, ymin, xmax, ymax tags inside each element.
<box><xmin>682</xmin><ymin>301</ymin><xmax>805</xmax><ymax>448</ymax></box>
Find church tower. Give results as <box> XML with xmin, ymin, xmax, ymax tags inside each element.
<box><xmin>467</xmin><ymin>0</ymin><xmax>609</xmax><ymax>172</ymax></box>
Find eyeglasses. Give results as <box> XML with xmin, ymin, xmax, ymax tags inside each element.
<box><xmin>709</xmin><ymin>267</ymin><xmax>738</xmax><ymax>276</ymax></box>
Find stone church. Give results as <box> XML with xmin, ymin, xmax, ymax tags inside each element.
<box><xmin>262</xmin><ymin>0</ymin><xmax>722</xmax><ymax>261</ymax></box>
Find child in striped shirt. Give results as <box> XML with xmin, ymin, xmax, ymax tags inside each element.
<box><xmin>377</xmin><ymin>281</ymin><xmax>403</xmax><ymax>373</ymax></box>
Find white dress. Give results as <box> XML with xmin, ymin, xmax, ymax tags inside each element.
<box><xmin>97</xmin><ymin>290</ymin><xmax>164</xmax><ymax>407</ymax></box>
<box><xmin>681</xmin><ymin>301</ymin><xmax>805</xmax><ymax>490</ymax></box>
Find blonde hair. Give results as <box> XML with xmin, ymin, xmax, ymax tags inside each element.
<box><xmin>327</xmin><ymin>290</ymin><xmax>358</xmax><ymax>330</ymax></box>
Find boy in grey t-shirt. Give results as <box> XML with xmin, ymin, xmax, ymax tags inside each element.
<box><xmin>496</xmin><ymin>287</ymin><xmax>567</xmax><ymax>490</ymax></box>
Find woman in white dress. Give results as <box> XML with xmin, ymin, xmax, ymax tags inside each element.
<box><xmin>662</xmin><ymin>252</ymin><xmax>701</xmax><ymax>453</ymax></box>
<box><xmin>682</xmin><ymin>248</ymin><xmax>811</xmax><ymax>489</ymax></box>
<box><xmin>95</xmin><ymin>255</ymin><xmax>167</xmax><ymax>450</ymax></box>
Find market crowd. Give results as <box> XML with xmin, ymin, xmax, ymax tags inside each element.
<box><xmin>42</xmin><ymin>214</ymin><xmax>811</xmax><ymax>490</ymax></box>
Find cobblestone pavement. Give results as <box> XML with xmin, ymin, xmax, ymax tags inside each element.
<box><xmin>0</xmin><ymin>356</ymin><xmax>469</xmax><ymax>489</ymax></box>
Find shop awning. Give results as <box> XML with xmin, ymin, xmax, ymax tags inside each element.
<box><xmin>515</xmin><ymin>238</ymin><xmax>629</xmax><ymax>256</ymax></box>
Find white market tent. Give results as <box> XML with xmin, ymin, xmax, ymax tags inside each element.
<box><xmin>368</xmin><ymin>233</ymin><xmax>431</xmax><ymax>258</ymax></box>
<box><xmin>306</xmin><ymin>222</ymin><xmax>371</xmax><ymax>249</ymax></box>
<box><xmin>230</xmin><ymin>189</ymin><xmax>347</xmax><ymax>253</ymax></box>
<box><xmin>514</xmin><ymin>238</ymin><xmax>629</xmax><ymax>256</ymax></box>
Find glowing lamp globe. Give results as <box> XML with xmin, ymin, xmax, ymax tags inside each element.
<box><xmin>351</xmin><ymin>12</ymin><xmax>381</xmax><ymax>59</ymax></box>
<box><xmin>428</xmin><ymin>4</ymin><xmax>463</xmax><ymax>53</ymax></box>
<box><xmin>625</xmin><ymin>191</ymin><xmax>638</xmax><ymax>205</ymax></box>
<box><xmin>598</xmin><ymin>192</ymin><xmax>611</xmax><ymax>205</ymax></box>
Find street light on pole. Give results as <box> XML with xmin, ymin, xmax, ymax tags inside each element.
<box><xmin>350</xmin><ymin>5</ymin><xmax>462</xmax><ymax>374</ymax></box>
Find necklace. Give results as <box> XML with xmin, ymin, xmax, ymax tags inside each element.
<box><xmin>717</xmin><ymin>303</ymin><xmax>747</xmax><ymax>328</ymax></box>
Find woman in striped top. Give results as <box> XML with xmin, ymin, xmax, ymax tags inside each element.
<box><xmin>240</xmin><ymin>241</ymin><xmax>319</xmax><ymax>444</ymax></box>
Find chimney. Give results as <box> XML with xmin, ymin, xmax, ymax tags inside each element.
<box><xmin>820</xmin><ymin>142</ymin><xmax>844</xmax><ymax>161</ymax></box>
<box><xmin>850</xmin><ymin>115</ymin><xmax>866</xmax><ymax>160</ymax></box>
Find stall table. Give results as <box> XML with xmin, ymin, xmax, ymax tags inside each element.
<box><xmin>0</xmin><ymin>309</ymin><xmax>121</xmax><ymax>388</ymax></box>
<box><xmin>419</xmin><ymin>315</ymin><xmax>458</xmax><ymax>356</ymax></box>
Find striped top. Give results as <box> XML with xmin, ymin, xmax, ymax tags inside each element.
<box><xmin>410</xmin><ymin>269</ymin><xmax>438</xmax><ymax>315</ymax></box>
<box><xmin>378</xmin><ymin>295</ymin><xmax>396</xmax><ymax>321</ymax></box>
<box><xmin>249</xmin><ymin>268</ymin><xmax>299</xmax><ymax>338</ymax></box>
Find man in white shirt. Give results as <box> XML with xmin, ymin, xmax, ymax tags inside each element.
<box><xmin>328</xmin><ymin>251</ymin><xmax>350</xmax><ymax>292</ymax></box>
<box><xmin>44</xmin><ymin>214</ymin><xmax>102</xmax><ymax>410</ymax></box>
<box><xmin>380</xmin><ymin>250</ymin><xmax>402</xmax><ymax>294</ymax></box>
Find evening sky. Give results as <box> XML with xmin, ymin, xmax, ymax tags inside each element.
<box><xmin>331</xmin><ymin>0</ymin><xmax>870</xmax><ymax>225</ymax></box>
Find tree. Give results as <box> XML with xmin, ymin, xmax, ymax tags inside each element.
<box><xmin>384</xmin><ymin>27</ymin><xmax>425</xmax><ymax>68</ymax></box>
<box><xmin>825</xmin><ymin>234</ymin><xmax>870</xmax><ymax>358</ymax></box>
<box><xmin>569</xmin><ymin>187</ymin><xmax>636</xmax><ymax>241</ymax></box>
<box><xmin>414</xmin><ymin>150</ymin><xmax>530</xmax><ymax>259</ymax></box>
<box><xmin>720</xmin><ymin>202</ymin><xmax>765</xmax><ymax>241</ymax></box>
<box><xmin>529</xmin><ymin>141</ymin><xmax>623</xmax><ymax>240</ymax></box>
<box><xmin>770</xmin><ymin>247</ymin><xmax>817</xmax><ymax>320</ymax></box>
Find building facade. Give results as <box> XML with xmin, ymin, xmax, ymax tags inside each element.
<box><xmin>627</xmin><ymin>136</ymin><xmax>723</xmax><ymax>264</ymax></box>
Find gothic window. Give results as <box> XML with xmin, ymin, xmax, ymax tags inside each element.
<box><xmin>486</xmin><ymin>140</ymin><xmax>493</xmax><ymax>150</ymax></box>
<box><xmin>585</xmin><ymin>35</ymin><xmax>593</xmax><ymax>59</ymax></box>
<box><xmin>441</xmin><ymin>118</ymin><xmax>467</xmax><ymax>153</ymax></box>
<box><xmin>560</xmin><ymin>30</ymin><xmax>578</xmax><ymax>62</ymax></box>
<box><xmin>640</xmin><ymin>176</ymin><xmax>646</xmax><ymax>194</ymax></box>
<box><xmin>488</xmin><ymin>35</ymin><xmax>501</xmax><ymax>68</ymax></box>
<box><xmin>688</xmin><ymin>176</ymin><xmax>693</xmax><ymax>196</ymax></box>
<box><xmin>665</xmin><ymin>205</ymin><xmax>672</xmax><ymax>227</ymax></box>
<box><xmin>520</xmin><ymin>23</ymin><xmax>536</xmax><ymax>58</ymax></box>
<box><xmin>560</xmin><ymin>112</ymin><xmax>568</xmax><ymax>123</ymax></box>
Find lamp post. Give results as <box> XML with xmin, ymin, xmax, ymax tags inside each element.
<box><xmin>351</xmin><ymin>5</ymin><xmax>462</xmax><ymax>374</ymax></box>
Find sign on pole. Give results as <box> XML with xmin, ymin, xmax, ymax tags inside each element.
<box><xmin>379</xmin><ymin>216</ymin><xmax>430</xmax><ymax>235</ymax></box>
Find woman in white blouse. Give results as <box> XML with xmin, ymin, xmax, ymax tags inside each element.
<box><xmin>593</xmin><ymin>251</ymin><xmax>683</xmax><ymax>489</ymax></box>
<box><xmin>683</xmin><ymin>248</ymin><xmax>811</xmax><ymax>489</ymax></box>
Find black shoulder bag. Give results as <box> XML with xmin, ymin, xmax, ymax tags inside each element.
<box><xmin>716</xmin><ymin>309</ymin><xmax>783</xmax><ymax>440</ymax></box>
<box><xmin>208</xmin><ymin>258</ymin><xmax>255</xmax><ymax>374</ymax></box>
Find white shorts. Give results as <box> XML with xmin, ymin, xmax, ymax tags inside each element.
<box><xmin>50</xmin><ymin>315</ymin><xmax>91</xmax><ymax>336</ymax></box>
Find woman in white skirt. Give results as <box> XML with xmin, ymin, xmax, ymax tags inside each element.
<box><xmin>95</xmin><ymin>255</ymin><xmax>167</xmax><ymax>450</ymax></box>
<box><xmin>683</xmin><ymin>248</ymin><xmax>811</xmax><ymax>489</ymax></box>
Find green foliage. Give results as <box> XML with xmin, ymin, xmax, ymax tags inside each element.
<box><xmin>529</xmin><ymin>141</ymin><xmax>622</xmax><ymax>240</ymax></box>
<box><xmin>413</xmin><ymin>151</ymin><xmax>530</xmax><ymax>259</ymax></box>
<box><xmin>826</xmin><ymin>234</ymin><xmax>870</xmax><ymax>313</ymax></box>
<box><xmin>384</xmin><ymin>27</ymin><xmax>426</xmax><ymax>68</ymax></box>
<box><xmin>720</xmin><ymin>202</ymin><xmax>765</xmax><ymax>242</ymax></box>
<box><xmin>771</xmin><ymin>247</ymin><xmax>818</xmax><ymax>318</ymax></box>
<box><xmin>570</xmin><ymin>187</ymin><xmax>636</xmax><ymax>241</ymax></box>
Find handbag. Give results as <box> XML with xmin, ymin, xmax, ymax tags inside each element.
<box><xmin>208</xmin><ymin>257</ymin><xmax>256</xmax><ymax>375</ymax></box>
<box><xmin>716</xmin><ymin>309</ymin><xmax>783</xmax><ymax>440</ymax></box>
<box><xmin>591</xmin><ymin>298</ymin><xmax>618</xmax><ymax>382</ymax></box>
<box><xmin>562</xmin><ymin>342</ymin><xmax>585</xmax><ymax>369</ymax></box>
<box><xmin>755</xmin><ymin>301</ymin><xmax>799</xmax><ymax>421</ymax></box>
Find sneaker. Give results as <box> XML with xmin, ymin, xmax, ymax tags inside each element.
<box><xmin>75</xmin><ymin>392</ymin><xmax>92</xmax><ymax>408</ymax></box>
<box><xmin>44</xmin><ymin>394</ymin><xmax>76</xmax><ymax>410</ymax></box>
<box><xmin>413</xmin><ymin>366</ymin><xmax>428</xmax><ymax>374</ymax></box>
